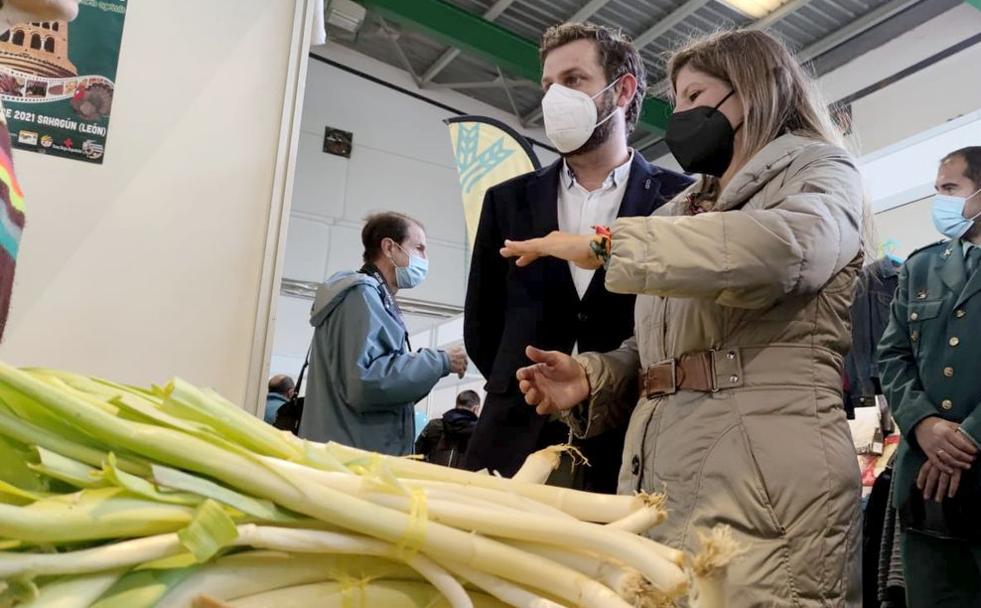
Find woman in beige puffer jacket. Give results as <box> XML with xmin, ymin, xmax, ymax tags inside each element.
<box><xmin>503</xmin><ymin>30</ymin><xmax>864</xmax><ymax>607</ymax></box>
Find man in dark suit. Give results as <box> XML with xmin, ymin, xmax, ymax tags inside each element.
<box><xmin>463</xmin><ymin>22</ymin><xmax>691</xmax><ymax>492</ymax></box>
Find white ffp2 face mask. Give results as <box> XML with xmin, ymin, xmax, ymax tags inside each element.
<box><xmin>541</xmin><ymin>79</ymin><xmax>621</xmax><ymax>154</ymax></box>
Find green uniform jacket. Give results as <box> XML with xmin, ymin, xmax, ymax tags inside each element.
<box><xmin>878</xmin><ymin>239</ymin><xmax>981</xmax><ymax>509</ymax></box>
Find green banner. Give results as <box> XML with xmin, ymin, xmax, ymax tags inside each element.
<box><xmin>0</xmin><ymin>0</ymin><xmax>127</xmax><ymax>164</ymax></box>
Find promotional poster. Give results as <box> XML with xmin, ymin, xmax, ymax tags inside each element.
<box><xmin>0</xmin><ymin>0</ymin><xmax>127</xmax><ymax>164</ymax></box>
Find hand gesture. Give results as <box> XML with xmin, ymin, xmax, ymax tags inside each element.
<box><xmin>446</xmin><ymin>347</ymin><xmax>469</xmax><ymax>379</ymax></box>
<box><xmin>515</xmin><ymin>346</ymin><xmax>590</xmax><ymax>416</ymax></box>
<box><xmin>500</xmin><ymin>231</ymin><xmax>600</xmax><ymax>270</ymax></box>
<box><xmin>917</xmin><ymin>459</ymin><xmax>963</xmax><ymax>502</ymax></box>
<box><xmin>913</xmin><ymin>416</ymin><xmax>977</xmax><ymax>474</ymax></box>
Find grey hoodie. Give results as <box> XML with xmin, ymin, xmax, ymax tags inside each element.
<box><xmin>297</xmin><ymin>270</ymin><xmax>449</xmax><ymax>455</ymax></box>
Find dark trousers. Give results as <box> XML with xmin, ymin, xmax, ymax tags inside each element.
<box><xmin>463</xmin><ymin>390</ymin><xmax>564</xmax><ymax>478</ymax></box>
<box><xmin>901</xmin><ymin>530</ymin><xmax>981</xmax><ymax>607</ymax></box>
<box><xmin>463</xmin><ymin>390</ymin><xmax>624</xmax><ymax>493</ymax></box>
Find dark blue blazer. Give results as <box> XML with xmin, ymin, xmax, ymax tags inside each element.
<box><xmin>462</xmin><ymin>152</ymin><xmax>692</xmax><ymax>484</ymax></box>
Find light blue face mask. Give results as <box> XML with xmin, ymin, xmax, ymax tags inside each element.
<box><xmin>933</xmin><ymin>188</ymin><xmax>981</xmax><ymax>240</ymax></box>
<box><xmin>391</xmin><ymin>243</ymin><xmax>428</xmax><ymax>289</ymax></box>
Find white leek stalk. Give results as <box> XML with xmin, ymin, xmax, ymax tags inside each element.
<box><xmin>442</xmin><ymin>563</ymin><xmax>564</xmax><ymax>608</ymax></box>
<box><xmin>234</xmin><ymin>526</ymin><xmax>470</xmax><ymax>608</ymax></box>
<box><xmin>512</xmin><ymin>445</ymin><xmax>585</xmax><ymax>485</ymax></box>
<box><xmin>155</xmin><ymin>550</ymin><xmax>419</xmax><ymax>608</ymax></box>
<box><xmin>326</xmin><ymin>443</ymin><xmax>643</xmax><ymax>523</ymax></box>
<box><xmin>261</xmin><ymin>457</ymin><xmax>575</xmax><ymax>520</ymax></box>
<box><xmin>605</xmin><ymin>492</ymin><xmax>668</xmax><ymax>536</ymax></box>
<box><xmin>225</xmin><ymin>581</ymin><xmax>509</xmax><ymax>608</ymax></box>
<box><xmin>19</xmin><ymin>569</ymin><xmax>125</xmax><ymax>608</ymax></box>
<box><xmin>510</xmin><ymin>542</ymin><xmax>647</xmax><ymax>600</ymax></box>
<box><xmin>0</xmin><ymin>487</ymin><xmax>196</xmax><ymax>542</ymax></box>
<box><xmin>0</xmin><ymin>533</ymin><xmax>182</xmax><ymax>578</ymax></box>
<box><xmin>278</xmin><ymin>468</ymin><xmax>687</xmax><ymax>599</ymax></box>
<box><xmin>0</xmin><ymin>525</ymin><xmax>470</xmax><ymax>608</ymax></box>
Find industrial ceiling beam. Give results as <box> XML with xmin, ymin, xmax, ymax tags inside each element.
<box><xmin>420</xmin><ymin>0</ymin><xmax>616</xmax><ymax>86</ymax></box>
<box><xmin>631</xmin><ymin>131</ymin><xmax>663</xmax><ymax>153</ymax></box>
<box><xmin>356</xmin><ymin>0</ymin><xmax>541</xmax><ymax>81</ymax></box>
<box><xmin>419</xmin><ymin>0</ymin><xmax>519</xmax><ymax>85</ymax></box>
<box><xmin>798</xmin><ymin>0</ymin><xmax>921</xmax><ymax>62</ymax></box>
<box><xmin>356</xmin><ymin>0</ymin><xmax>672</xmax><ymax>132</ymax></box>
<box><xmin>569</xmin><ymin>0</ymin><xmax>616</xmax><ymax>22</ymax></box>
<box><xmin>427</xmin><ymin>77</ymin><xmax>537</xmax><ymax>90</ymax></box>
<box><xmin>632</xmin><ymin>0</ymin><xmax>713</xmax><ymax>49</ymax></box>
<box><xmin>376</xmin><ymin>17</ymin><xmax>423</xmax><ymax>86</ymax></box>
<box><xmin>497</xmin><ymin>67</ymin><xmax>528</xmax><ymax>125</ymax></box>
<box><xmin>523</xmin><ymin>105</ymin><xmax>544</xmax><ymax>125</ymax></box>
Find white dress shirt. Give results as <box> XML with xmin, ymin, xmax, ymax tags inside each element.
<box><xmin>557</xmin><ymin>150</ymin><xmax>634</xmax><ymax>299</ymax></box>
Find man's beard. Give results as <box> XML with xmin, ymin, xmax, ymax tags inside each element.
<box><xmin>562</xmin><ymin>90</ymin><xmax>619</xmax><ymax>158</ymax></box>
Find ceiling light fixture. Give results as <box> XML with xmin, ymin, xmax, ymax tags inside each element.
<box><xmin>326</xmin><ymin>0</ymin><xmax>367</xmax><ymax>33</ymax></box>
<box><xmin>719</xmin><ymin>0</ymin><xmax>787</xmax><ymax>18</ymax></box>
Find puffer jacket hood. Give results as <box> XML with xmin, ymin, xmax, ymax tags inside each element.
<box><xmin>441</xmin><ymin>408</ymin><xmax>478</xmax><ymax>437</ymax></box>
<box><xmin>310</xmin><ymin>271</ymin><xmax>376</xmax><ymax>327</ymax></box>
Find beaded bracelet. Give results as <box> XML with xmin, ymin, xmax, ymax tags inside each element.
<box><xmin>589</xmin><ymin>225</ymin><xmax>612</xmax><ymax>267</ymax></box>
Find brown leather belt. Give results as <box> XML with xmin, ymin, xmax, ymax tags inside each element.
<box><xmin>640</xmin><ymin>349</ymin><xmax>744</xmax><ymax>399</ymax></box>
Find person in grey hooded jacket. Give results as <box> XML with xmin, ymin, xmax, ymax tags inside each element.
<box><xmin>298</xmin><ymin>212</ymin><xmax>469</xmax><ymax>455</ymax></box>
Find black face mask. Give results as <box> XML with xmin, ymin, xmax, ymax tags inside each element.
<box><xmin>665</xmin><ymin>90</ymin><xmax>738</xmax><ymax>177</ymax></box>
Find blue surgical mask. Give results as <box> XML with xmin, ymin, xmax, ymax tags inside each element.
<box><xmin>932</xmin><ymin>188</ymin><xmax>981</xmax><ymax>240</ymax></box>
<box><xmin>391</xmin><ymin>243</ymin><xmax>428</xmax><ymax>289</ymax></box>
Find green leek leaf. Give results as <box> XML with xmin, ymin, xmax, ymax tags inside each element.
<box><xmin>151</xmin><ymin>465</ymin><xmax>295</xmax><ymax>522</ymax></box>
<box><xmin>29</xmin><ymin>446</ymin><xmax>105</xmax><ymax>489</ymax></box>
<box><xmin>90</xmin><ymin>566</ymin><xmax>197</xmax><ymax>608</ymax></box>
<box><xmin>100</xmin><ymin>454</ymin><xmax>201</xmax><ymax>506</ymax></box>
<box><xmin>177</xmin><ymin>500</ymin><xmax>238</xmax><ymax>563</ymax></box>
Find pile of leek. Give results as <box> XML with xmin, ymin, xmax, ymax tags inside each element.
<box><xmin>0</xmin><ymin>363</ymin><xmax>735</xmax><ymax>608</ymax></box>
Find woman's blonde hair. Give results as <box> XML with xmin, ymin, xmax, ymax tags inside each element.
<box><xmin>668</xmin><ymin>29</ymin><xmax>877</xmax><ymax>259</ymax></box>
<box><xmin>667</xmin><ymin>29</ymin><xmax>843</xmax><ymax>165</ymax></box>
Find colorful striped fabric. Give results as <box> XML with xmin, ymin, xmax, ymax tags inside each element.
<box><xmin>0</xmin><ymin>99</ymin><xmax>24</xmax><ymax>340</ymax></box>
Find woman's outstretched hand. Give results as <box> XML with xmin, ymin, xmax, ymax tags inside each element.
<box><xmin>500</xmin><ymin>231</ymin><xmax>601</xmax><ymax>269</ymax></box>
<box><xmin>516</xmin><ymin>346</ymin><xmax>591</xmax><ymax>416</ymax></box>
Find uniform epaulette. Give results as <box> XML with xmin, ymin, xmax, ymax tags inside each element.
<box><xmin>905</xmin><ymin>239</ymin><xmax>949</xmax><ymax>261</ymax></box>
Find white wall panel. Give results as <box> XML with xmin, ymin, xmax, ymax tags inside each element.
<box><xmin>874</xmin><ymin>197</ymin><xmax>937</xmax><ymax>260</ymax></box>
<box><xmin>343</xmin><ymin>145</ymin><xmax>464</xmax><ymax>242</ymax></box>
<box><xmin>818</xmin><ymin>4</ymin><xmax>981</xmax><ymax>156</ymax></box>
<box><xmin>271</xmin><ymin>295</ymin><xmax>315</xmax><ymax>364</ymax></box>
<box><xmin>437</xmin><ymin>316</ymin><xmax>465</xmax><ymax>347</ymax></box>
<box><xmin>292</xmin><ymin>131</ymin><xmax>348</xmax><ymax>219</ymax></box>
<box><xmin>416</xmin><ymin>241</ymin><xmax>467</xmax><ymax>307</ymax></box>
<box><xmin>849</xmin><ymin>42</ymin><xmax>981</xmax><ymax>155</ymax></box>
<box><xmin>301</xmin><ymin>64</ymin><xmax>457</xmax><ymax>168</ymax></box>
<box><xmin>322</xmin><ymin>223</ymin><xmax>364</xmax><ymax>280</ymax></box>
<box><xmin>282</xmin><ymin>217</ymin><xmax>330</xmax><ymax>283</ymax></box>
